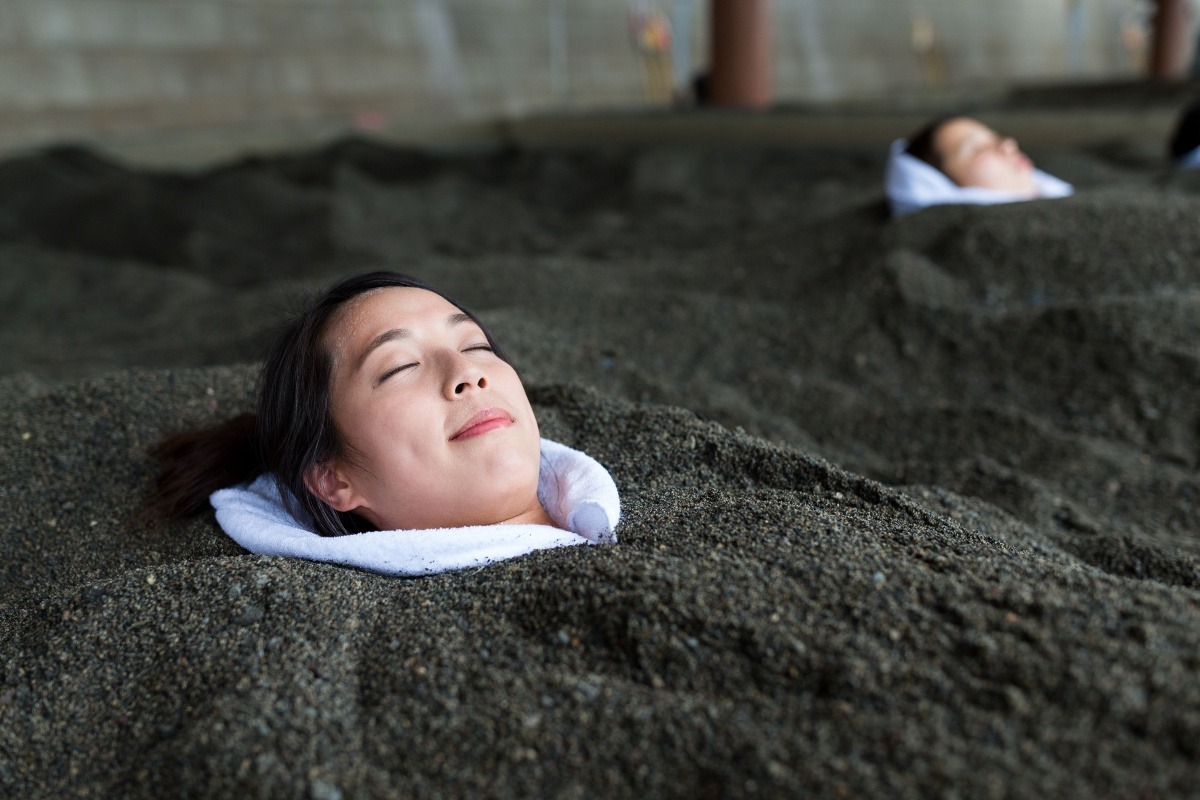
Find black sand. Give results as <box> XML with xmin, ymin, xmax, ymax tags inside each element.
<box><xmin>2</xmin><ymin>133</ymin><xmax>1199</xmax><ymax>798</ymax></box>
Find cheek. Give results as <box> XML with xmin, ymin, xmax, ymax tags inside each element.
<box><xmin>337</xmin><ymin>389</ymin><xmax>442</xmax><ymax>471</ymax></box>
<box><xmin>352</xmin><ymin>400</ymin><xmax>449</xmax><ymax>518</ymax></box>
<box><xmin>972</xmin><ymin>154</ymin><xmax>1017</xmax><ymax>180</ymax></box>
<box><xmin>374</xmin><ymin>394</ymin><xmax>445</xmax><ymax>462</ymax></box>
<box><xmin>941</xmin><ymin>157</ymin><xmax>976</xmax><ymax>187</ymax></box>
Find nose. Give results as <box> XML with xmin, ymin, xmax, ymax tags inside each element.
<box><xmin>442</xmin><ymin>350</ymin><xmax>489</xmax><ymax>399</ymax></box>
<box><xmin>999</xmin><ymin>136</ymin><xmax>1019</xmax><ymax>155</ymax></box>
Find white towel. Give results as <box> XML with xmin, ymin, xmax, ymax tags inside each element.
<box><xmin>1178</xmin><ymin>144</ymin><xmax>1200</xmax><ymax>170</ymax></box>
<box><xmin>885</xmin><ymin>138</ymin><xmax>1074</xmax><ymax>218</ymax></box>
<box><xmin>210</xmin><ymin>438</ymin><xmax>620</xmax><ymax>576</ymax></box>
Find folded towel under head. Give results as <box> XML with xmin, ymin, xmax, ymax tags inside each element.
<box><xmin>210</xmin><ymin>438</ymin><xmax>619</xmax><ymax>576</ymax></box>
<box><xmin>885</xmin><ymin>138</ymin><xmax>1074</xmax><ymax>218</ymax></box>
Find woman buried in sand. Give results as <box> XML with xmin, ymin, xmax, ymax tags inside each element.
<box><xmin>153</xmin><ymin>271</ymin><xmax>619</xmax><ymax>576</ymax></box>
<box><xmin>885</xmin><ymin>116</ymin><xmax>1073</xmax><ymax>217</ymax></box>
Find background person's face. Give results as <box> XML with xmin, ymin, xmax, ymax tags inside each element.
<box><xmin>321</xmin><ymin>286</ymin><xmax>543</xmax><ymax>530</ymax></box>
<box><xmin>934</xmin><ymin>118</ymin><xmax>1037</xmax><ymax>194</ymax></box>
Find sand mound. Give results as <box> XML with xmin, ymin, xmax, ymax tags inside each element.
<box><xmin>2</xmin><ymin>136</ymin><xmax>1199</xmax><ymax>797</ymax></box>
<box><xmin>4</xmin><ymin>371</ymin><xmax>1200</xmax><ymax>797</ymax></box>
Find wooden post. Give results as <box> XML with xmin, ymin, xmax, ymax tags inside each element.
<box><xmin>709</xmin><ymin>0</ymin><xmax>773</xmax><ymax>108</ymax></box>
<box><xmin>1150</xmin><ymin>0</ymin><xmax>1192</xmax><ymax>78</ymax></box>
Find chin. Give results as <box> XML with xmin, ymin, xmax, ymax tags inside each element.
<box><xmin>1010</xmin><ymin>168</ymin><xmax>1038</xmax><ymax>193</ymax></box>
<box><xmin>982</xmin><ymin>176</ymin><xmax>1035</xmax><ymax>195</ymax></box>
<box><xmin>1014</xmin><ymin>179</ymin><xmax>1039</xmax><ymax>197</ymax></box>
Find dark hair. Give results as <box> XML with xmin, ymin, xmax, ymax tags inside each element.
<box><xmin>1169</xmin><ymin>102</ymin><xmax>1200</xmax><ymax>160</ymax></box>
<box><xmin>904</xmin><ymin>115</ymin><xmax>960</xmax><ymax>171</ymax></box>
<box><xmin>151</xmin><ymin>271</ymin><xmax>509</xmax><ymax>536</ymax></box>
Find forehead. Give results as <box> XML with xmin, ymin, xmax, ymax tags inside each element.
<box><xmin>324</xmin><ymin>286</ymin><xmax>467</xmax><ymax>357</ymax></box>
<box><xmin>935</xmin><ymin>118</ymin><xmax>997</xmax><ymax>154</ymax></box>
<box><xmin>337</xmin><ymin>286</ymin><xmax>460</xmax><ymax>331</ymax></box>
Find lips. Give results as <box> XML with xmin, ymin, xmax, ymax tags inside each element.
<box><xmin>450</xmin><ymin>407</ymin><xmax>514</xmax><ymax>441</ymax></box>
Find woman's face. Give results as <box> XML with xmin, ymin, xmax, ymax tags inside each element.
<box><xmin>313</xmin><ymin>286</ymin><xmax>544</xmax><ymax>531</ymax></box>
<box><xmin>933</xmin><ymin>117</ymin><xmax>1037</xmax><ymax>194</ymax></box>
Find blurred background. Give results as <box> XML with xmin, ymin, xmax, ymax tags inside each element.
<box><xmin>1</xmin><ymin>0</ymin><xmax>1194</xmax><ymax>163</ymax></box>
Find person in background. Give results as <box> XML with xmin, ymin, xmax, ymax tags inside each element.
<box><xmin>885</xmin><ymin>116</ymin><xmax>1074</xmax><ymax>217</ymax></box>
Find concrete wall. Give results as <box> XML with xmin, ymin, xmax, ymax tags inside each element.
<box><xmin>0</xmin><ymin>0</ymin><xmax>1155</xmax><ymax>153</ymax></box>
<box><xmin>0</xmin><ymin>0</ymin><xmax>647</xmax><ymax>149</ymax></box>
<box><xmin>773</xmin><ymin>0</ymin><xmax>1152</xmax><ymax>100</ymax></box>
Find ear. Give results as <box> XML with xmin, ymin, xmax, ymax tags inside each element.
<box><xmin>303</xmin><ymin>461</ymin><xmax>361</xmax><ymax>513</ymax></box>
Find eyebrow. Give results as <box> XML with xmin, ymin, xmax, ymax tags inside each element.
<box><xmin>352</xmin><ymin>312</ymin><xmax>475</xmax><ymax>373</ymax></box>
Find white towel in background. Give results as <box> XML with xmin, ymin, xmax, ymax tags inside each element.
<box><xmin>885</xmin><ymin>138</ymin><xmax>1074</xmax><ymax>218</ymax></box>
<box><xmin>210</xmin><ymin>438</ymin><xmax>620</xmax><ymax>577</ymax></box>
<box><xmin>1178</xmin><ymin>145</ymin><xmax>1200</xmax><ymax>170</ymax></box>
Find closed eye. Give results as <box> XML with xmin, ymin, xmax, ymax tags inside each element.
<box><xmin>464</xmin><ymin>344</ymin><xmax>493</xmax><ymax>353</ymax></box>
<box><xmin>377</xmin><ymin>362</ymin><xmax>418</xmax><ymax>385</ymax></box>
